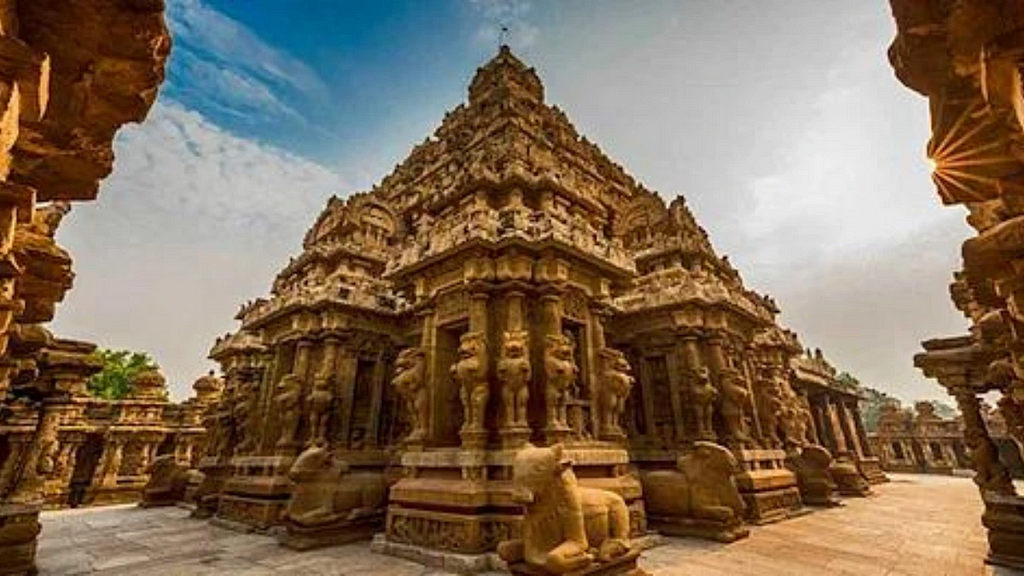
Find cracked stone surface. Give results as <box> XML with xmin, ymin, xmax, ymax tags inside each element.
<box><xmin>36</xmin><ymin>474</ymin><xmax>1022</xmax><ymax>575</ymax></box>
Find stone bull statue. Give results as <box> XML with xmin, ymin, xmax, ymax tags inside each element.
<box><xmin>641</xmin><ymin>441</ymin><xmax>749</xmax><ymax>542</ymax></box>
<box><xmin>498</xmin><ymin>443</ymin><xmax>642</xmax><ymax>575</ymax></box>
<box><xmin>280</xmin><ymin>444</ymin><xmax>388</xmax><ymax>550</ymax></box>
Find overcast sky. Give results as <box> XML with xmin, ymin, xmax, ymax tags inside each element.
<box><xmin>50</xmin><ymin>0</ymin><xmax>972</xmax><ymax>401</ymax></box>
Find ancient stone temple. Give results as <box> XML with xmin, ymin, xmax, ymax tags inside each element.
<box><xmin>889</xmin><ymin>0</ymin><xmax>1024</xmax><ymax>569</ymax></box>
<box><xmin>201</xmin><ymin>46</ymin><xmax>876</xmax><ymax>571</ymax></box>
<box><xmin>789</xmin><ymin>349</ymin><xmax>887</xmax><ymax>489</ymax></box>
<box><xmin>0</xmin><ymin>1</ymin><xmax>170</xmax><ymax>573</ymax></box>
<box><xmin>869</xmin><ymin>400</ymin><xmax>1024</xmax><ymax>478</ymax></box>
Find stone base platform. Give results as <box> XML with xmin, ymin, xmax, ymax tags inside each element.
<box><xmin>32</xmin><ymin>474</ymin><xmax>1016</xmax><ymax>575</ymax></box>
<box><xmin>646</xmin><ymin>513</ymin><xmax>749</xmax><ymax>543</ymax></box>
<box><xmin>279</xmin><ymin>513</ymin><xmax>382</xmax><ymax>550</ymax></box>
<box><xmin>507</xmin><ymin>550</ymin><xmax>647</xmax><ymax>576</ymax></box>
<box><xmin>0</xmin><ymin>503</ymin><xmax>41</xmax><ymax>576</ymax></box>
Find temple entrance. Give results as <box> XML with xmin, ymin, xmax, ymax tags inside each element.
<box><xmin>68</xmin><ymin>434</ymin><xmax>103</xmax><ymax>508</ymax></box>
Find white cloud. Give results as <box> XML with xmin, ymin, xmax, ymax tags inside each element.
<box><xmin>50</xmin><ymin>101</ymin><xmax>346</xmax><ymax>400</ymax></box>
<box><xmin>470</xmin><ymin>0</ymin><xmax>539</xmax><ymax>49</ymax></box>
<box><xmin>166</xmin><ymin>0</ymin><xmax>327</xmax><ymax>120</ymax></box>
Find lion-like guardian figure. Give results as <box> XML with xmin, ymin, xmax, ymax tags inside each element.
<box><xmin>498</xmin><ymin>444</ymin><xmax>635</xmax><ymax>574</ymax></box>
<box><xmin>640</xmin><ymin>441</ymin><xmax>749</xmax><ymax>542</ymax></box>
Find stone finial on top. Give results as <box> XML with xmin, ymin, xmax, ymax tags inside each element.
<box><xmin>192</xmin><ymin>370</ymin><xmax>222</xmax><ymax>404</ymax></box>
<box><xmin>129</xmin><ymin>368</ymin><xmax>167</xmax><ymax>400</ymax></box>
<box><xmin>468</xmin><ymin>44</ymin><xmax>544</xmax><ymax>106</ymax></box>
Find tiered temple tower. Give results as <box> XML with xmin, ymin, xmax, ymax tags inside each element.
<box><xmin>205</xmin><ymin>47</ymin><xmax>876</xmax><ymax>564</ymax></box>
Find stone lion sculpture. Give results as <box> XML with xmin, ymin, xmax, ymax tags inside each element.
<box><xmin>544</xmin><ymin>334</ymin><xmax>578</xmax><ymax>430</ymax></box>
<box><xmin>498</xmin><ymin>443</ymin><xmax>633</xmax><ymax>574</ymax></box>
<box><xmin>451</xmin><ymin>331</ymin><xmax>489</xmax><ymax>434</ymax></box>
<box><xmin>497</xmin><ymin>330</ymin><xmax>531</xmax><ymax>429</ymax></box>
<box><xmin>392</xmin><ymin>347</ymin><xmax>427</xmax><ymax>442</ymax></box>
<box><xmin>283</xmin><ymin>444</ymin><xmax>387</xmax><ymax>529</ymax></box>
<box><xmin>140</xmin><ymin>454</ymin><xmax>190</xmax><ymax>507</ymax></box>
<box><xmin>640</xmin><ymin>441</ymin><xmax>749</xmax><ymax>542</ymax></box>
<box><xmin>599</xmin><ymin>348</ymin><xmax>634</xmax><ymax>438</ymax></box>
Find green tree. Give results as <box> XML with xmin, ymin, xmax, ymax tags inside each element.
<box><xmin>930</xmin><ymin>400</ymin><xmax>959</xmax><ymax>419</ymax></box>
<box><xmin>86</xmin><ymin>348</ymin><xmax>158</xmax><ymax>400</ymax></box>
<box><xmin>859</xmin><ymin>385</ymin><xmax>900</xmax><ymax>433</ymax></box>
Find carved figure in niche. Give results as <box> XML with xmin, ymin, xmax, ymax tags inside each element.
<box><xmin>544</xmin><ymin>334</ymin><xmax>578</xmax><ymax>430</ymax></box>
<box><xmin>232</xmin><ymin>382</ymin><xmax>255</xmax><ymax>454</ymax></box>
<box><xmin>307</xmin><ymin>374</ymin><xmax>334</xmax><ymax>446</ymax></box>
<box><xmin>141</xmin><ymin>454</ymin><xmax>189</xmax><ymax>507</ymax></box>
<box><xmin>718</xmin><ymin>370</ymin><xmax>751</xmax><ymax>444</ymax></box>
<box><xmin>785</xmin><ymin>444</ymin><xmax>838</xmax><ymax>507</ymax></box>
<box><xmin>283</xmin><ymin>444</ymin><xmax>387</xmax><ymax>527</ymax></box>
<box><xmin>275</xmin><ymin>374</ymin><xmax>304</xmax><ymax>447</ymax></box>
<box><xmin>497</xmin><ymin>330</ymin><xmax>531</xmax><ymax>428</ymax></box>
<box><xmin>758</xmin><ymin>371</ymin><xmax>785</xmax><ymax>447</ymax></box>
<box><xmin>641</xmin><ymin>441</ymin><xmax>748</xmax><ymax>542</ymax></box>
<box><xmin>497</xmin><ymin>444</ymin><xmax>632</xmax><ymax>573</ymax></box>
<box><xmin>599</xmin><ymin>348</ymin><xmax>634</xmax><ymax>437</ymax></box>
<box><xmin>392</xmin><ymin>347</ymin><xmax>428</xmax><ymax>442</ymax></box>
<box><xmin>689</xmin><ymin>367</ymin><xmax>717</xmax><ymax>441</ymax></box>
<box><xmin>451</xmin><ymin>332</ymin><xmax>488</xmax><ymax>433</ymax></box>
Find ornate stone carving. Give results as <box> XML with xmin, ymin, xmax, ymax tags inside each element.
<box><xmin>497</xmin><ymin>331</ymin><xmax>531</xmax><ymax>429</ymax></box>
<box><xmin>544</xmin><ymin>334</ymin><xmax>578</xmax><ymax>431</ymax></box>
<box><xmin>452</xmin><ymin>331</ymin><xmax>489</xmax><ymax>436</ymax></box>
<box><xmin>275</xmin><ymin>374</ymin><xmax>304</xmax><ymax>448</ymax></box>
<box><xmin>282</xmin><ymin>445</ymin><xmax>387</xmax><ymax>534</ymax></box>
<box><xmin>392</xmin><ymin>347</ymin><xmax>428</xmax><ymax>442</ymax></box>
<box><xmin>641</xmin><ymin>441</ymin><xmax>748</xmax><ymax>542</ymax></box>
<box><xmin>689</xmin><ymin>367</ymin><xmax>717</xmax><ymax>441</ymax></box>
<box><xmin>598</xmin><ymin>347</ymin><xmax>634</xmax><ymax>438</ymax></box>
<box><xmin>498</xmin><ymin>444</ymin><xmax>634</xmax><ymax>574</ymax></box>
<box><xmin>307</xmin><ymin>374</ymin><xmax>333</xmax><ymax>446</ymax></box>
<box><xmin>718</xmin><ymin>369</ymin><xmax>751</xmax><ymax>445</ymax></box>
<box><xmin>786</xmin><ymin>445</ymin><xmax>838</xmax><ymax>507</ymax></box>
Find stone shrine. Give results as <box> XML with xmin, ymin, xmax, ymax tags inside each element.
<box><xmin>200</xmin><ymin>46</ymin><xmax>884</xmax><ymax>571</ymax></box>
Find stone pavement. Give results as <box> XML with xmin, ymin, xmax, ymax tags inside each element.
<box><xmin>35</xmin><ymin>473</ymin><xmax>1024</xmax><ymax>575</ymax></box>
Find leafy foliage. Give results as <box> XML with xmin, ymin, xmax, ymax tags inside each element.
<box><xmin>858</xmin><ymin>384</ymin><xmax>900</xmax><ymax>433</ymax></box>
<box><xmin>929</xmin><ymin>400</ymin><xmax>958</xmax><ymax>420</ymax></box>
<box><xmin>86</xmin><ymin>349</ymin><xmax>158</xmax><ymax>400</ymax></box>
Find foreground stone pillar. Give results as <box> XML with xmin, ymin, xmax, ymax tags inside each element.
<box><xmin>952</xmin><ymin>386</ymin><xmax>1024</xmax><ymax>569</ymax></box>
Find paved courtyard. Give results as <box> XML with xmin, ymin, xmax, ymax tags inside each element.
<box><xmin>36</xmin><ymin>474</ymin><xmax>1023</xmax><ymax>575</ymax></box>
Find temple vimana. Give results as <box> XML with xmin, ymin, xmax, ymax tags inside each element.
<box><xmin>1</xmin><ymin>0</ymin><xmax>1023</xmax><ymax>574</ymax></box>
<box><xmin>194</xmin><ymin>46</ymin><xmax>887</xmax><ymax>568</ymax></box>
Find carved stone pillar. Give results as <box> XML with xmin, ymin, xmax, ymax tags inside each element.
<box><xmin>498</xmin><ymin>291</ymin><xmax>530</xmax><ymax>448</ymax></box>
<box><xmin>459</xmin><ymin>291</ymin><xmax>490</xmax><ymax>449</ymax></box>
<box><xmin>825</xmin><ymin>398</ymin><xmax>849</xmax><ymax>456</ymax></box>
<box><xmin>839</xmin><ymin>402</ymin><xmax>864</xmax><ymax>458</ymax></box>
<box><xmin>951</xmin><ymin>387</ymin><xmax>1015</xmax><ymax>497</ymax></box>
<box><xmin>540</xmin><ymin>292</ymin><xmax>570</xmax><ymax>442</ymax></box>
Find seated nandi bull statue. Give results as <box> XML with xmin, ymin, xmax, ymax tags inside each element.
<box><xmin>785</xmin><ymin>444</ymin><xmax>840</xmax><ymax>507</ymax></box>
<box><xmin>640</xmin><ymin>441</ymin><xmax>749</xmax><ymax>542</ymax></box>
<box><xmin>280</xmin><ymin>444</ymin><xmax>388</xmax><ymax>550</ymax></box>
<box><xmin>498</xmin><ymin>443</ymin><xmax>642</xmax><ymax>575</ymax></box>
<box><xmin>140</xmin><ymin>455</ymin><xmax>189</xmax><ymax>507</ymax></box>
